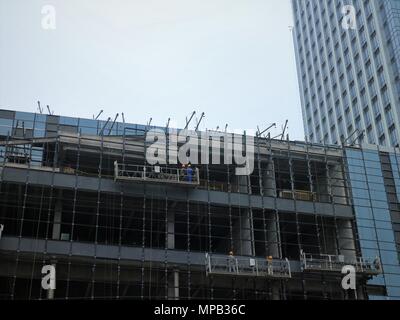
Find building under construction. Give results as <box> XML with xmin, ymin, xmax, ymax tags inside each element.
<box><xmin>1</xmin><ymin>108</ymin><xmax>399</xmax><ymax>300</ymax></box>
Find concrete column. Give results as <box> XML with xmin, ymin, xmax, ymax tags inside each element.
<box><xmin>322</xmin><ymin>222</ymin><xmax>338</xmax><ymax>254</ymax></box>
<box><xmin>233</xmin><ymin>211</ymin><xmax>253</xmax><ymax>256</ymax></box>
<box><xmin>337</xmin><ymin>220</ymin><xmax>356</xmax><ymax>259</ymax></box>
<box><xmin>233</xmin><ymin>176</ymin><xmax>253</xmax><ymax>256</ymax></box>
<box><xmin>236</xmin><ymin>175</ymin><xmax>249</xmax><ymax>194</ymax></box>
<box><xmin>167</xmin><ymin>211</ymin><xmax>175</xmax><ymax>250</ymax></box>
<box><xmin>52</xmin><ymin>191</ymin><xmax>63</xmax><ymax>240</ymax></box>
<box><xmin>271</xmin><ymin>283</ymin><xmax>280</xmax><ymax>300</ymax></box>
<box><xmin>266</xmin><ymin>213</ymin><xmax>280</xmax><ymax>258</ymax></box>
<box><xmin>314</xmin><ymin>173</ymin><xmax>329</xmax><ymax>202</ymax></box>
<box><xmin>356</xmin><ymin>285</ymin><xmax>365</xmax><ymax>300</ymax></box>
<box><xmin>263</xmin><ymin>161</ymin><xmax>276</xmax><ymax>197</ymax></box>
<box><xmin>329</xmin><ymin>164</ymin><xmax>347</xmax><ymax>205</ymax></box>
<box><xmin>168</xmin><ymin>270</ymin><xmax>179</xmax><ymax>300</ymax></box>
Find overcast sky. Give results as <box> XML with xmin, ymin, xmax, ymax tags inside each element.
<box><xmin>0</xmin><ymin>0</ymin><xmax>303</xmax><ymax>139</ymax></box>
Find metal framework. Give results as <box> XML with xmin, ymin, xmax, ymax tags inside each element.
<box><xmin>114</xmin><ymin>162</ymin><xmax>200</xmax><ymax>186</ymax></box>
<box><xmin>0</xmin><ymin>109</ymin><xmax>385</xmax><ymax>300</ymax></box>
<box><xmin>205</xmin><ymin>253</ymin><xmax>291</xmax><ymax>279</ymax></box>
<box><xmin>300</xmin><ymin>251</ymin><xmax>382</xmax><ymax>275</ymax></box>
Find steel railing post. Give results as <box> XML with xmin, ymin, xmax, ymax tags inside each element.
<box><xmin>236</xmin><ymin>258</ymin><xmax>239</xmax><ymax>275</ymax></box>
<box><xmin>114</xmin><ymin>161</ymin><xmax>118</xmax><ymax>181</ymax></box>
<box><xmin>286</xmin><ymin>258</ymin><xmax>291</xmax><ymax>278</ymax></box>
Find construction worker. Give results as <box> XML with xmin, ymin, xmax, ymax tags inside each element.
<box><xmin>186</xmin><ymin>163</ymin><xmax>193</xmax><ymax>182</ymax></box>
<box><xmin>180</xmin><ymin>164</ymin><xmax>186</xmax><ymax>181</ymax></box>
<box><xmin>267</xmin><ymin>256</ymin><xmax>273</xmax><ymax>275</ymax></box>
<box><xmin>373</xmin><ymin>257</ymin><xmax>381</xmax><ymax>271</ymax></box>
<box><xmin>228</xmin><ymin>251</ymin><xmax>237</xmax><ymax>273</ymax></box>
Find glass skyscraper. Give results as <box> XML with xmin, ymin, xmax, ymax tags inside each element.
<box><xmin>345</xmin><ymin>145</ymin><xmax>400</xmax><ymax>299</ymax></box>
<box><xmin>292</xmin><ymin>0</ymin><xmax>400</xmax><ymax>147</ymax></box>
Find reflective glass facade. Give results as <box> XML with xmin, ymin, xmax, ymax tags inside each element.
<box><xmin>0</xmin><ymin>109</ymin><xmax>157</xmax><ymax>167</ymax></box>
<box><xmin>345</xmin><ymin>146</ymin><xmax>400</xmax><ymax>299</ymax></box>
<box><xmin>292</xmin><ymin>0</ymin><xmax>400</xmax><ymax>147</ymax></box>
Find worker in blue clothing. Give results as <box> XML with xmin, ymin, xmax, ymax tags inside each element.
<box><xmin>186</xmin><ymin>163</ymin><xmax>193</xmax><ymax>182</ymax></box>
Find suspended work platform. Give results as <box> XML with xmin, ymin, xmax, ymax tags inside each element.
<box><xmin>205</xmin><ymin>253</ymin><xmax>292</xmax><ymax>279</ymax></box>
<box><xmin>114</xmin><ymin>161</ymin><xmax>200</xmax><ymax>187</ymax></box>
<box><xmin>300</xmin><ymin>251</ymin><xmax>382</xmax><ymax>276</ymax></box>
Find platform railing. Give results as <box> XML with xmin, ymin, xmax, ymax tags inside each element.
<box><xmin>205</xmin><ymin>253</ymin><xmax>291</xmax><ymax>279</ymax></box>
<box><xmin>300</xmin><ymin>251</ymin><xmax>382</xmax><ymax>275</ymax></box>
<box><xmin>114</xmin><ymin>161</ymin><xmax>200</xmax><ymax>186</ymax></box>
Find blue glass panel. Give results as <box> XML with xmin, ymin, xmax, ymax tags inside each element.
<box><xmin>352</xmin><ymin>188</ymin><xmax>370</xmax><ymax>199</ymax></box>
<box><xmin>370</xmin><ymin>200</ymin><xmax>389</xmax><ymax>209</ymax></box>
<box><xmin>386</xmin><ymin>287</ymin><xmax>400</xmax><ymax>298</ymax></box>
<box><xmin>0</xmin><ymin>118</ymin><xmax>13</xmax><ymax>136</ymax></box>
<box><xmin>353</xmin><ymin>198</ymin><xmax>371</xmax><ymax>207</ymax></box>
<box><xmin>116</xmin><ymin>123</ymin><xmax>126</xmax><ymax>135</ymax></box>
<box><xmin>79</xmin><ymin>119</ymin><xmax>99</xmax><ymax>135</ymax></box>
<box><xmin>357</xmin><ymin>218</ymin><xmax>375</xmax><ymax>228</ymax></box>
<box><xmin>346</xmin><ymin>149</ymin><xmax>363</xmax><ymax>159</ymax></box>
<box><xmin>34</xmin><ymin>119</ymin><xmax>46</xmax><ymax>137</ymax></box>
<box><xmin>384</xmin><ymin>275</ymin><xmax>400</xmax><ymax>287</ymax></box>
<box><xmin>364</xmin><ymin>160</ymin><xmax>382</xmax><ymax>169</ymax></box>
<box><xmin>380</xmin><ymin>242</ymin><xmax>398</xmax><ymax>251</ymax></box>
<box><xmin>136</xmin><ymin>125</ymin><xmax>146</xmax><ymax>136</ymax></box>
<box><xmin>347</xmin><ymin>158</ymin><xmax>364</xmax><ymax>166</ymax></box>
<box><xmin>384</xmin><ymin>265</ymin><xmax>400</xmax><ymax>274</ymax></box>
<box><xmin>367</xmin><ymin>175</ymin><xmax>385</xmax><ymax>184</ymax></box>
<box><xmin>355</xmin><ymin>206</ymin><xmax>374</xmax><ymax>219</ymax></box>
<box><xmin>368</xmin><ymin>296</ymin><xmax>389</xmax><ymax>300</ymax></box>
<box><xmin>375</xmin><ymin>220</ymin><xmax>395</xmax><ymax>230</ymax></box>
<box><xmin>380</xmin><ymin>250</ymin><xmax>399</xmax><ymax>265</ymax></box>
<box><xmin>60</xmin><ymin>116</ymin><xmax>78</xmax><ymax>126</ymax></box>
<box><xmin>14</xmin><ymin>120</ymin><xmax>34</xmax><ymax>129</ymax></box>
<box><xmin>361</xmin><ymin>247</ymin><xmax>379</xmax><ymax>258</ymax></box>
<box><xmin>370</xmin><ymin>190</ymin><xmax>388</xmax><ymax>201</ymax></box>
<box><xmin>359</xmin><ymin>239</ymin><xmax>379</xmax><ymax>249</ymax></box>
<box><xmin>368</xmin><ymin>274</ymin><xmax>385</xmax><ymax>286</ymax></box>
<box><xmin>372</xmin><ymin>208</ymin><xmax>391</xmax><ymax>220</ymax></box>
<box><xmin>368</xmin><ymin>183</ymin><xmax>386</xmax><ymax>192</ymax></box>
<box><xmin>358</xmin><ymin>227</ymin><xmax>377</xmax><ymax>241</ymax></box>
<box><xmin>35</xmin><ymin>114</ymin><xmax>47</xmax><ymax>123</ymax></box>
<box><xmin>376</xmin><ymin>229</ymin><xmax>394</xmax><ymax>243</ymax></box>
<box><xmin>363</xmin><ymin>151</ymin><xmax>380</xmax><ymax>161</ymax></box>
<box><xmin>349</xmin><ymin>166</ymin><xmax>365</xmax><ymax>174</ymax></box>
<box><xmin>15</xmin><ymin>111</ymin><xmax>35</xmax><ymax>122</ymax></box>
<box><xmin>349</xmin><ymin>172</ymin><xmax>367</xmax><ymax>182</ymax></box>
<box><xmin>366</xmin><ymin>168</ymin><xmax>384</xmax><ymax>177</ymax></box>
<box><xmin>351</xmin><ymin>180</ymin><xmax>368</xmax><ymax>189</ymax></box>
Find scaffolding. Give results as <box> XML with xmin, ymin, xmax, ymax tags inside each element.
<box><xmin>0</xmin><ymin>109</ymin><xmax>383</xmax><ymax>300</ymax></box>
